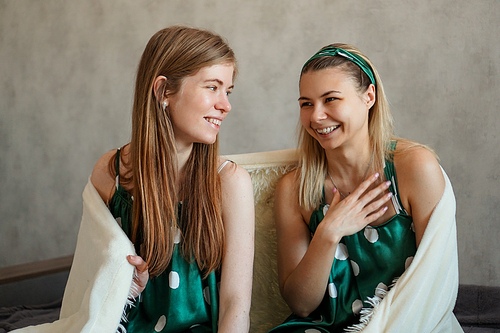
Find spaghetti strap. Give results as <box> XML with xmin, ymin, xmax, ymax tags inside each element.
<box><xmin>217</xmin><ymin>160</ymin><xmax>233</xmax><ymax>174</ymax></box>
<box><xmin>383</xmin><ymin>141</ymin><xmax>408</xmax><ymax>216</ymax></box>
<box><xmin>115</xmin><ymin>148</ymin><xmax>121</xmax><ymax>190</ymax></box>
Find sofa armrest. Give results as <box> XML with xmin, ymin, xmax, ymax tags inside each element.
<box><xmin>0</xmin><ymin>255</ymin><xmax>73</xmax><ymax>285</ymax></box>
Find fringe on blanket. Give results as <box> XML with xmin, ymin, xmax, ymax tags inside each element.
<box><xmin>344</xmin><ymin>278</ymin><xmax>400</xmax><ymax>333</ymax></box>
<box><xmin>116</xmin><ymin>270</ymin><xmax>141</xmax><ymax>333</ymax></box>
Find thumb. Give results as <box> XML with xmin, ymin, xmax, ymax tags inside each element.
<box><xmin>127</xmin><ymin>255</ymin><xmax>148</xmax><ymax>273</ymax></box>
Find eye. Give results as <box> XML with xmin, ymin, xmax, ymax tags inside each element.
<box><xmin>226</xmin><ymin>90</ymin><xmax>232</xmax><ymax>96</ymax></box>
<box><xmin>300</xmin><ymin>101</ymin><xmax>313</xmax><ymax>108</ymax></box>
<box><xmin>207</xmin><ymin>86</ymin><xmax>217</xmax><ymax>91</ymax></box>
<box><xmin>325</xmin><ymin>97</ymin><xmax>337</xmax><ymax>102</ymax></box>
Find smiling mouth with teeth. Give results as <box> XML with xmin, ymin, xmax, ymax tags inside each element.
<box><xmin>316</xmin><ymin>125</ymin><xmax>339</xmax><ymax>135</ymax></box>
<box><xmin>205</xmin><ymin>118</ymin><xmax>222</xmax><ymax>126</ymax></box>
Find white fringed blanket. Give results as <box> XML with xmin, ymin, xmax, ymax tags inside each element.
<box><xmin>347</xmin><ymin>166</ymin><xmax>463</xmax><ymax>332</ymax></box>
<box><xmin>13</xmin><ymin>178</ymin><xmax>136</xmax><ymax>333</ymax></box>
<box><xmin>230</xmin><ymin>150</ymin><xmax>462</xmax><ymax>333</ymax></box>
<box><xmin>12</xmin><ymin>149</ymin><xmax>462</xmax><ymax>333</ymax></box>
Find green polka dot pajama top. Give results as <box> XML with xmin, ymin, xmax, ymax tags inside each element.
<box><xmin>109</xmin><ymin>148</ymin><xmax>222</xmax><ymax>333</ymax></box>
<box><xmin>269</xmin><ymin>147</ymin><xmax>417</xmax><ymax>333</ymax></box>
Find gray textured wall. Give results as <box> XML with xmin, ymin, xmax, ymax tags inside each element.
<box><xmin>1</xmin><ymin>0</ymin><xmax>499</xmax><ymax>287</ymax></box>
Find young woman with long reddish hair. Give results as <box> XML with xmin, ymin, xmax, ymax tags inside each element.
<box><xmin>91</xmin><ymin>26</ymin><xmax>254</xmax><ymax>333</ymax></box>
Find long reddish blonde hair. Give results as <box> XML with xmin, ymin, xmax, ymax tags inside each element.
<box><xmin>113</xmin><ymin>26</ymin><xmax>237</xmax><ymax>277</ymax></box>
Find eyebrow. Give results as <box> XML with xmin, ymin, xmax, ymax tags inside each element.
<box><xmin>298</xmin><ymin>90</ymin><xmax>341</xmax><ymax>101</ymax></box>
<box><xmin>205</xmin><ymin>79</ymin><xmax>234</xmax><ymax>90</ymax></box>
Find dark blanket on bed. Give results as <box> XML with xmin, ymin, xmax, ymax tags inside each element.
<box><xmin>0</xmin><ymin>299</ymin><xmax>61</xmax><ymax>332</ymax></box>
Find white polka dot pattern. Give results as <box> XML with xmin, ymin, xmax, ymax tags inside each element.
<box><xmin>305</xmin><ymin>329</ymin><xmax>321</xmax><ymax>333</ymax></box>
<box><xmin>154</xmin><ymin>315</ymin><xmax>166</xmax><ymax>332</ymax></box>
<box><xmin>169</xmin><ymin>271</ymin><xmax>180</xmax><ymax>289</ymax></box>
<box><xmin>323</xmin><ymin>204</ymin><xmax>330</xmax><ymax>216</ymax></box>
<box><xmin>375</xmin><ymin>282</ymin><xmax>388</xmax><ymax>297</ymax></box>
<box><xmin>335</xmin><ymin>243</ymin><xmax>349</xmax><ymax>260</ymax></box>
<box><xmin>173</xmin><ymin>227</ymin><xmax>181</xmax><ymax>244</ymax></box>
<box><xmin>328</xmin><ymin>282</ymin><xmax>338</xmax><ymax>298</ymax></box>
<box><xmin>350</xmin><ymin>260</ymin><xmax>360</xmax><ymax>276</ymax></box>
<box><xmin>203</xmin><ymin>286</ymin><xmax>211</xmax><ymax>305</ymax></box>
<box><xmin>352</xmin><ymin>299</ymin><xmax>363</xmax><ymax>315</ymax></box>
<box><xmin>405</xmin><ymin>256</ymin><xmax>414</xmax><ymax>269</ymax></box>
<box><xmin>364</xmin><ymin>226</ymin><xmax>379</xmax><ymax>243</ymax></box>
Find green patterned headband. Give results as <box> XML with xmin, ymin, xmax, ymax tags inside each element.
<box><xmin>302</xmin><ymin>47</ymin><xmax>376</xmax><ymax>87</ymax></box>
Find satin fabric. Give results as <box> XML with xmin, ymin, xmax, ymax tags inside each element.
<box><xmin>109</xmin><ymin>149</ymin><xmax>218</xmax><ymax>333</ymax></box>
<box><xmin>268</xmin><ymin>156</ymin><xmax>416</xmax><ymax>333</ymax></box>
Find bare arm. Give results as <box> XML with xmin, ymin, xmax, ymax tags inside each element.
<box><xmin>217</xmin><ymin>164</ymin><xmax>255</xmax><ymax>333</ymax></box>
<box><xmin>395</xmin><ymin>146</ymin><xmax>445</xmax><ymax>247</ymax></box>
<box><xmin>275</xmin><ymin>171</ymin><xmax>392</xmax><ymax>317</ymax></box>
<box><xmin>90</xmin><ymin>149</ymin><xmax>117</xmax><ymax>204</ymax></box>
<box><xmin>275</xmin><ymin>172</ymin><xmax>332</xmax><ymax>317</ymax></box>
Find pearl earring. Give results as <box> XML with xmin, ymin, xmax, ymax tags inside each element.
<box><xmin>162</xmin><ymin>101</ymin><xmax>167</xmax><ymax>110</ymax></box>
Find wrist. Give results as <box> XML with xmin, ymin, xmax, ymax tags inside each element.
<box><xmin>313</xmin><ymin>223</ymin><xmax>342</xmax><ymax>250</ymax></box>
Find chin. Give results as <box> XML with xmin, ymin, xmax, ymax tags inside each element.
<box><xmin>196</xmin><ymin>136</ymin><xmax>217</xmax><ymax>145</ymax></box>
<box><xmin>316</xmin><ymin>138</ymin><xmax>341</xmax><ymax>151</ymax></box>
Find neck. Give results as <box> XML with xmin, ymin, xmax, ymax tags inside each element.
<box><xmin>325</xmin><ymin>141</ymin><xmax>373</xmax><ymax>195</ymax></box>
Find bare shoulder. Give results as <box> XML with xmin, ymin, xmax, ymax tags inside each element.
<box><xmin>394</xmin><ymin>141</ymin><xmax>445</xmax><ymax>215</ymax></box>
<box><xmin>275</xmin><ymin>169</ymin><xmax>301</xmax><ymax>210</ymax></box>
<box><xmin>218</xmin><ymin>159</ymin><xmax>254</xmax><ymax>232</ymax></box>
<box><xmin>394</xmin><ymin>141</ymin><xmax>443</xmax><ymax>183</ymax></box>
<box><xmin>90</xmin><ymin>149</ymin><xmax>117</xmax><ymax>204</ymax></box>
<box><xmin>276</xmin><ymin>169</ymin><xmax>299</xmax><ymax>195</ymax></box>
<box><xmin>218</xmin><ymin>159</ymin><xmax>254</xmax><ymax>208</ymax></box>
<box><xmin>275</xmin><ymin>169</ymin><xmax>307</xmax><ymax>222</ymax></box>
<box><xmin>218</xmin><ymin>159</ymin><xmax>252</xmax><ymax>190</ymax></box>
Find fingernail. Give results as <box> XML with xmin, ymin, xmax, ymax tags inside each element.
<box><xmin>383</xmin><ymin>206</ymin><xmax>388</xmax><ymax>212</ymax></box>
<box><xmin>387</xmin><ymin>192</ymin><xmax>393</xmax><ymax>198</ymax></box>
<box><xmin>385</xmin><ymin>181</ymin><xmax>391</xmax><ymax>187</ymax></box>
<box><xmin>333</xmin><ymin>187</ymin><xmax>337</xmax><ymax>193</ymax></box>
<box><xmin>374</xmin><ymin>173</ymin><xmax>380</xmax><ymax>178</ymax></box>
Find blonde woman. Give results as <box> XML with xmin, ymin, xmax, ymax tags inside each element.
<box><xmin>270</xmin><ymin>44</ymin><xmax>460</xmax><ymax>332</ymax></box>
<box><xmin>91</xmin><ymin>26</ymin><xmax>254</xmax><ymax>333</ymax></box>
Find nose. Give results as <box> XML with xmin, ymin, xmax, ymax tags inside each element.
<box><xmin>310</xmin><ymin>104</ymin><xmax>327</xmax><ymax>122</ymax></box>
<box><xmin>216</xmin><ymin>93</ymin><xmax>231</xmax><ymax>113</ymax></box>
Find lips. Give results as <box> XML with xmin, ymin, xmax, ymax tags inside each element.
<box><xmin>316</xmin><ymin>125</ymin><xmax>339</xmax><ymax>135</ymax></box>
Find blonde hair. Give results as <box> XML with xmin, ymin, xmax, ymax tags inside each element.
<box><xmin>298</xmin><ymin>43</ymin><xmax>393</xmax><ymax>210</ymax></box>
<box><xmin>113</xmin><ymin>26</ymin><xmax>236</xmax><ymax>277</ymax></box>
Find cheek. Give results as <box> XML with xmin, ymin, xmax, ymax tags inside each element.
<box><xmin>167</xmin><ymin>108</ymin><xmax>183</xmax><ymax>130</ymax></box>
<box><xmin>299</xmin><ymin>111</ymin><xmax>310</xmax><ymax>128</ymax></box>
<box><xmin>192</xmin><ymin>94</ymin><xmax>213</xmax><ymax>113</ymax></box>
<box><xmin>300</xmin><ymin>112</ymin><xmax>318</xmax><ymax>138</ymax></box>
<box><xmin>196</xmin><ymin>91</ymin><xmax>208</xmax><ymax>103</ymax></box>
<box><xmin>168</xmin><ymin>99</ymin><xmax>192</xmax><ymax>127</ymax></box>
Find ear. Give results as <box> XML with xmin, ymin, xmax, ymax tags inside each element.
<box><xmin>364</xmin><ymin>84</ymin><xmax>376</xmax><ymax>109</ymax></box>
<box><xmin>153</xmin><ymin>75</ymin><xmax>168</xmax><ymax>107</ymax></box>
